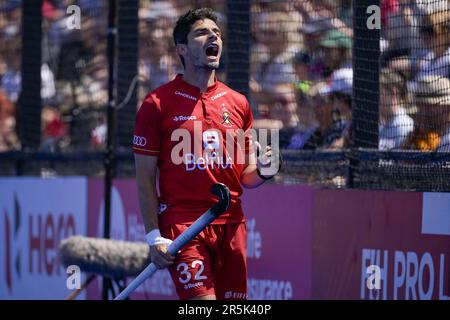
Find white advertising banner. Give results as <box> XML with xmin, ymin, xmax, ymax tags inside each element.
<box><xmin>0</xmin><ymin>177</ymin><xmax>87</xmax><ymax>299</ymax></box>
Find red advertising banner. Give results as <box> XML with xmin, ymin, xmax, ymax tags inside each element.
<box><xmin>313</xmin><ymin>190</ymin><xmax>450</xmax><ymax>300</ymax></box>
<box><xmin>1</xmin><ymin>177</ymin><xmax>448</xmax><ymax>300</ymax></box>
<box><xmin>243</xmin><ymin>185</ymin><xmax>313</xmax><ymax>300</ymax></box>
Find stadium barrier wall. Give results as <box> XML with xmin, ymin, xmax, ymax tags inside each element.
<box><xmin>313</xmin><ymin>189</ymin><xmax>450</xmax><ymax>300</ymax></box>
<box><xmin>0</xmin><ymin>178</ymin><xmax>449</xmax><ymax>300</ymax></box>
<box><xmin>85</xmin><ymin>180</ymin><xmax>313</xmax><ymax>300</ymax></box>
<box><xmin>0</xmin><ymin>177</ymin><xmax>88</xmax><ymax>299</ymax></box>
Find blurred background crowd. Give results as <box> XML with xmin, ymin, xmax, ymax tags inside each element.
<box><xmin>1</xmin><ymin>0</ymin><xmax>450</xmax><ymax>154</ymax></box>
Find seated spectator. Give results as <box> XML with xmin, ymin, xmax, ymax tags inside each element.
<box><xmin>40</xmin><ymin>105</ymin><xmax>68</xmax><ymax>152</ymax></box>
<box><xmin>298</xmin><ymin>18</ymin><xmax>333</xmax><ymax>81</ymax></box>
<box><xmin>317</xmin><ymin>68</ymin><xmax>353</xmax><ymax>149</ymax></box>
<box><xmin>389</xmin><ymin>4</ymin><xmax>450</xmax><ymax>80</ymax></box>
<box><xmin>0</xmin><ymin>88</ymin><xmax>13</xmax><ymax>121</ymax></box>
<box><xmin>251</xmin><ymin>11</ymin><xmax>301</xmax><ymax>130</ymax></box>
<box><xmin>293</xmin><ymin>52</ymin><xmax>313</xmax><ymax>93</ymax></box>
<box><xmin>382</xmin><ymin>0</ymin><xmax>422</xmax><ymax>61</ymax></box>
<box><xmin>379</xmin><ymin>69</ymin><xmax>414</xmax><ymax>150</ymax></box>
<box><xmin>402</xmin><ymin>76</ymin><xmax>450</xmax><ymax>151</ymax></box>
<box><xmin>415</xmin><ymin>7</ymin><xmax>450</xmax><ymax>79</ymax></box>
<box><xmin>289</xmin><ymin>68</ymin><xmax>353</xmax><ymax>151</ymax></box>
<box><xmin>1</xmin><ymin>47</ymin><xmax>20</xmax><ymax>103</ymax></box>
<box><xmin>285</xmin><ymin>81</ymin><xmax>321</xmax><ymax>150</ymax></box>
<box><xmin>318</xmin><ymin>28</ymin><xmax>352</xmax><ymax>78</ymax></box>
<box><xmin>41</xmin><ymin>62</ymin><xmax>56</xmax><ymax>104</ymax></box>
<box><xmin>1</xmin><ymin>53</ymin><xmax>56</xmax><ymax>106</ymax></box>
<box><xmin>0</xmin><ymin>88</ymin><xmax>19</xmax><ymax>151</ymax></box>
<box><xmin>0</xmin><ymin>55</ymin><xmax>6</xmax><ymax>81</ymax></box>
<box><xmin>295</xmin><ymin>0</ymin><xmax>352</xmax><ymax>37</ymax></box>
<box><xmin>139</xmin><ymin>21</ymin><xmax>178</xmax><ymax>92</ymax></box>
<box><xmin>90</xmin><ymin>112</ymin><xmax>106</xmax><ymax>149</ymax></box>
<box><xmin>254</xmin><ymin>82</ymin><xmax>299</xmax><ymax>147</ymax></box>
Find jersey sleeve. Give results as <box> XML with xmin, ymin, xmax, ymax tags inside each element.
<box><xmin>133</xmin><ymin>95</ymin><xmax>162</xmax><ymax>156</ymax></box>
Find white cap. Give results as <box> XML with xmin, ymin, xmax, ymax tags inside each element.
<box><xmin>417</xmin><ymin>0</ymin><xmax>450</xmax><ymax>14</ymax></box>
<box><xmin>320</xmin><ymin>68</ymin><xmax>353</xmax><ymax>95</ymax></box>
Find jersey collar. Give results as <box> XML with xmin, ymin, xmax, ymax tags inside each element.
<box><xmin>174</xmin><ymin>74</ymin><xmax>219</xmax><ymax>96</ymax></box>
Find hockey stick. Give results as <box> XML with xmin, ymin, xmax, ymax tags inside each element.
<box><xmin>114</xmin><ymin>183</ymin><xmax>230</xmax><ymax>300</ymax></box>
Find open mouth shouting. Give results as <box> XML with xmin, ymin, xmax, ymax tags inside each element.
<box><xmin>205</xmin><ymin>43</ymin><xmax>220</xmax><ymax>60</ymax></box>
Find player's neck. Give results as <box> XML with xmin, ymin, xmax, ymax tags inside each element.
<box><xmin>182</xmin><ymin>66</ymin><xmax>216</xmax><ymax>93</ymax></box>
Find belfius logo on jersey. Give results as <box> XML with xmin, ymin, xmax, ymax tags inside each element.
<box><xmin>184</xmin><ymin>129</ymin><xmax>234</xmax><ymax>171</ymax></box>
<box><xmin>170</xmin><ymin>124</ymin><xmax>280</xmax><ymax>173</ymax></box>
<box><xmin>170</xmin><ymin>122</ymin><xmax>235</xmax><ymax>171</ymax></box>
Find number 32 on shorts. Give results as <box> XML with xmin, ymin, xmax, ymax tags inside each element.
<box><xmin>176</xmin><ymin>260</ymin><xmax>207</xmax><ymax>284</ymax></box>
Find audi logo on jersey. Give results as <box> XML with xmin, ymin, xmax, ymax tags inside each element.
<box><xmin>133</xmin><ymin>135</ymin><xmax>147</xmax><ymax>147</ymax></box>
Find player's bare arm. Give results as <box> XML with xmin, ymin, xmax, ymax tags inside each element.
<box><xmin>134</xmin><ymin>154</ymin><xmax>174</xmax><ymax>269</ymax></box>
<box><xmin>241</xmin><ymin>144</ymin><xmax>274</xmax><ymax>188</ymax></box>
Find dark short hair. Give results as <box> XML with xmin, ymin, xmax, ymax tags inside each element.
<box><xmin>173</xmin><ymin>8</ymin><xmax>218</xmax><ymax>67</ymax></box>
<box><xmin>173</xmin><ymin>8</ymin><xmax>218</xmax><ymax>45</ymax></box>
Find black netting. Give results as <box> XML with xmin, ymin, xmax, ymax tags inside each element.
<box><xmin>227</xmin><ymin>0</ymin><xmax>250</xmax><ymax>96</ymax></box>
<box><xmin>250</xmin><ymin>0</ymin><xmax>353</xmax><ymax>187</ymax></box>
<box><xmin>116</xmin><ymin>0</ymin><xmax>138</xmax><ymax>149</ymax></box>
<box><xmin>0</xmin><ymin>0</ymin><xmax>22</xmax><ymax>153</ymax></box>
<box><xmin>351</xmin><ymin>150</ymin><xmax>450</xmax><ymax>191</ymax></box>
<box><xmin>351</xmin><ymin>0</ymin><xmax>450</xmax><ymax>190</ymax></box>
<box><xmin>280</xmin><ymin>150</ymin><xmax>348</xmax><ymax>188</ymax></box>
<box><xmin>1</xmin><ymin>1</ymin><xmax>109</xmax><ymax>175</ymax></box>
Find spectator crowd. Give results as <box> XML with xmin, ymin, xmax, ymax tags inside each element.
<box><xmin>1</xmin><ymin>0</ymin><xmax>450</xmax><ymax>153</ymax></box>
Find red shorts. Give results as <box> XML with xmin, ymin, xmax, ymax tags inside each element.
<box><xmin>161</xmin><ymin>222</ymin><xmax>247</xmax><ymax>300</ymax></box>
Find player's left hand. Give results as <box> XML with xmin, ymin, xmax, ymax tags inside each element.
<box><xmin>255</xmin><ymin>142</ymin><xmax>282</xmax><ymax>179</ymax></box>
<box><xmin>256</xmin><ymin>143</ymin><xmax>272</xmax><ymax>168</ymax></box>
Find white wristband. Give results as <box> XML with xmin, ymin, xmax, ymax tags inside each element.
<box><xmin>145</xmin><ymin>229</ymin><xmax>161</xmax><ymax>245</ymax></box>
<box><xmin>145</xmin><ymin>229</ymin><xmax>172</xmax><ymax>246</ymax></box>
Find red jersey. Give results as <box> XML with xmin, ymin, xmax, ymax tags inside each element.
<box><xmin>133</xmin><ymin>75</ymin><xmax>253</xmax><ymax>226</ymax></box>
